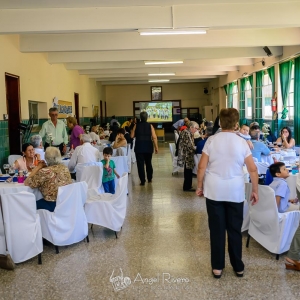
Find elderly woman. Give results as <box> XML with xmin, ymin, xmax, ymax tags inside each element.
<box><xmin>196</xmin><ymin>108</ymin><xmax>258</xmax><ymax>278</ymax></box>
<box><xmin>113</xmin><ymin>128</ymin><xmax>127</xmax><ymax>149</ymax></box>
<box><xmin>14</xmin><ymin>143</ymin><xmax>41</xmax><ymax>171</ymax></box>
<box><xmin>177</xmin><ymin>121</ymin><xmax>199</xmax><ymax>191</ymax></box>
<box><xmin>275</xmin><ymin>127</ymin><xmax>295</xmax><ymax>149</ymax></box>
<box><xmin>30</xmin><ymin>134</ymin><xmax>45</xmax><ymax>160</ymax></box>
<box><xmin>24</xmin><ymin>147</ymin><xmax>72</xmax><ymax>212</ymax></box>
<box><xmin>66</xmin><ymin>116</ymin><xmax>84</xmax><ymax>149</ymax></box>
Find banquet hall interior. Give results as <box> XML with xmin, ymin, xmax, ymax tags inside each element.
<box><xmin>1</xmin><ymin>0</ymin><xmax>300</xmax><ymax>299</ymax></box>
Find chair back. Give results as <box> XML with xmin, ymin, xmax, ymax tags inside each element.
<box><xmin>8</xmin><ymin>155</ymin><xmax>21</xmax><ymax>166</ymax></box>
<box><xmin>255</xmin><ymin>162</ymin><xmax>269</xmax><ymax>175</ymax></box>
<box><xmin>249</xmin><ymin>185</ymin><xmax>280</xmax><ymax>239</ymax></box>
<box><xmin>174</xmin><ymin>132</ymin><xmax>179</xmax><ymax>144</ymax></box>
<box><xmin>76</xmin><ymin>162</ymin><xmax>103</xmax><ymax>190</ymax></box>
<box><xmin>1</xmin><ymin>192</ymin><xmax>43</xmax><ymax>263</ymax></box>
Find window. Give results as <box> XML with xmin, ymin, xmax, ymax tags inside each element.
<box><xmin>262</xmin><ymin>72</ymin><xmax>272</xmax><ymax>119</ymax></box>
<box><xmin>232</xmin><ymin>83</ymin><xmax>238</xmax><ymax>109</ymax></box>
<box><xmin>286</xmin><ymin>63</ymin><xmax>295</xmax><ymax>120</ymax></box>
<box><xmin>28</xmin><ymin>101</ymin><xmax>39</xmax><ymax>125</ymax></box>
<box><xmin>245</xmin><ymin>80</ymin><xmax>252</xmax><ymax>118</ymax></box>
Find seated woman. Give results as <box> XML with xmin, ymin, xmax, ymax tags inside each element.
<box><xmin>66</xmin><ymin>116</ymin><xmax>85</xmax><ymax>149</ymax></box>
<box><xmin>14</xmin><ymin>143</ymin><xmax>41</xmax><ymax>171</ymax></box>
<box><xmin>109</xmin><ymin>122</ymin><xmax>119</xmax><ymax>142</ymax></box>
<box><xmin>30</xmin><ymin>134</ymin><xmax>45</xmax><ymax>160</ymax></box>
<box><xmin>275</xmin><ymin>127</ymin><xmax>295</xmax><ymax>149</ymax></box>
<box><xmin>113</xmin><ymin>128</ymin><xmax>127</xmax><ymax>149</ymax></box>
<box><xmin>24</xmin><ymin>147</ymin><xmax>72</xmax><ymax>212</ymax></box>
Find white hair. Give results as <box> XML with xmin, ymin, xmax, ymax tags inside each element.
<box><xmin>45</xmin><ymin>147</ymin><xmax>62</xmax><ymax>166</ymax></box>
<box><xmin>30</xmin><ymin>135</ymin><xmax>42</xmax><ymax>148</ymax></box>
<box><xmin>81</xmin><ymin>134</ymin><xmax>92</xmax><ymax>143</ymax></box>
<box><xmin>189</xmin><ymin>121</ymin><xmax>199</xmax><ymax>129</ymax></box>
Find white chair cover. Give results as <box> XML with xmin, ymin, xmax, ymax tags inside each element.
<box><xmin>126</xmin><ymin>145</ymin><xmax>132</xmax><ymax>173</ymax></box>
<box><xmin>286</xmin><ymin>174</ymin><xmax>297</xmax><ymax>199</ymax></box>
<box><xmin>131</xmin><ymin>138</ymin><xmax>136</xmax><ymax>164</ymax></box>
<box><xmin>193</xmin><ymin>154</ymin><xmax>201</xmax><ymax>175</ymax></box>
<box><xmin>111</xmin><ymin>156</ymin><xmax>129</xmax><ymax>187</ymax></box>
<box><xmin>8</xmin><ymin>155</ymin><xmax>21</xmax><ymax>166</ymax></box>
<box><xmin>255</xmin><ymin>162</ymin><xmax>269</xmax><ymax>175</ymax></box>
<box><xmin>1</xmin><ymin>192</ymin><xmax>43</xmax><ymax>263</ymax></box>
<box><xmin>38</xmin><ymin>182</ymin><xmax>88</xmax><ymax>246</ymax></box>
<box><xmin>174</xmin><ymin>131</ymin><xmax>179</xmax><ymax>144</ymax></box>
<box><xmin>241</xmin><ymin>183</ymin><xmax>253</xmax><ymax>232</ymax></box>
<box><xmin>84</xmin><ymin>173</ymin><xmax>128</xmax><ymax>232</ymax></box>
<box><xmin>169</xmin><ymin>143</ymin><xmax>183</xmax><ymax>174</ymax></box>
<box><xmin>76</xmin><ymin>162</ymin><xmax>104</xmax><ymax>194</ymax></box>
<box><xmin>247</xmin><ymin>183</ymin><xmax>300</xmax><ymax>254</ymax></box>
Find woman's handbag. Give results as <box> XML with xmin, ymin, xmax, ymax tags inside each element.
<box><xmin>0</xmin><ymin>200</ymin><xmax>15</xmax><ymax>270</ymax></box>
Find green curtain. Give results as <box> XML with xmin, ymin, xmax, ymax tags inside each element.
<box><xmin>239</xmin><ymin>78</ymin><xmax>246</xmax><ymax>123</ymax></box>
<box><xmin>267</xmin><ymin>66</ymin><xmax>276</xmax><ymax>132</ymax></box>
<box><xmin>227</xmin><ymin>82</ymin><xmax>234</xmax><ymax>108</ymax></box>
<box><xmin>279</xmin><ymin>60</ymin><xmax>293</xmax><ymax>119</ymax></box>
<box><xmin>255</xmin><ymin>71</ymin><xmax>264</xmax><ymax>126</ymax></box>
<box><xmin>223</xmin><ymin>84</ymin><xmax>228</xmax><ymax>95</ymax></box>
<box><xmin>294</xmin><ymin>57</ymin><xmax>300</xmax><ymax>145</ymax></box>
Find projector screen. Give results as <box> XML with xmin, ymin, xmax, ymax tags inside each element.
<box><xmin>140</xmin><ymin>102</ymin><xmax>173</xmax><ymax>123</ymax></box>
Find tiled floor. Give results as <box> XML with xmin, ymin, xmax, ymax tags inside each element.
<box><xmin>1</xmin><ymin>143</ymin><xmax>300</xmax><ymax>300</ymax></box>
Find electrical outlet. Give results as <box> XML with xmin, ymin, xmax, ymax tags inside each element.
<box><xmin>3</xmin><ymin>114</ymin><xmax>8</xmax><ymax>120</ymax></box>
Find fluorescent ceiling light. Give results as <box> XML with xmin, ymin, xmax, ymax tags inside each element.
<box><xmin>148</xmin><ymin>79</ymin><xmax>170</xmax><ymax>83</ymax></box>
<box><xmin>139</xmin><ymin>28</ymin><xmax>206</xmax><ymax>36</ymax></box>
<box><xmin>148</xmin><ymin>73</ymin><xmax>175</xmax><ymax>76</ymax></box>
<box><xmin>144</xmin><ymin>61</ymin><xmax>183</xmax><ymax>65</ymax></box>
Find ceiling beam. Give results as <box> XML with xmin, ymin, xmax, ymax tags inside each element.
<box><xmin>48</xmin><ymin>47</ymin><xmax>282</xmax><ymax>64</ymax></box>
<box><xmin>20</xmin><ymin>28</ymin><xmax>298</xmax><ymax>52</ymax></box>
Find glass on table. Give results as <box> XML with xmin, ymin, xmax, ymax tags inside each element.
<box><xmin>8</xmin><ymin>167</ymin><xmax>15</xmax><ymax>177</ymax></box>
<box><xmin>3</xmin><ymin>164</ymin><xmax>10</xmax><ymax>174</ymax></box>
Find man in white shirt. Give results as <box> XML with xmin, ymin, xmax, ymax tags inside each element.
<box><xmin>39</xmin><ymin>107</ymin><xmax>68</xmax><ymax>155</ymax></box>
<box><xmin>30</xmin><ymin>134</ymin><xmax>45</xmax><ymax>161</ymax></box>
<box><xmin>68</xmin><ymin>134</ymin><xmax>101</xmax><ymax>173</ymax></box>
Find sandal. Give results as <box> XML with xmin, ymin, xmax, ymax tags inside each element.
<box><xmin>212</xmin><ymin>269</ymin><xmax>223</xmax><ymax>279</ymax></box>
<box><xmin>235</xmin><ymin>271</ymin><xmax>244</xmax><ymax>277</ymax></box>
<box><xmin>285</xmin><ymin>258</ymin><xmax>300</xmax><ymax>271</ymax></box>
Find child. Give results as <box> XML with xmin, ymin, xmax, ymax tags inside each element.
<box><xmin>269</xmin><ymin>162</ymin><xmax>299</xmax><ymax>212</ymax></box>
<box><xmin>237</xmin><ymin>124</ymin><xmax>251</xmax><ymax>140</ymax></box>
<box><xmin>101</xmin><ymin>147</ymin><xmax>120</xmax><ymax>194</ymax></box>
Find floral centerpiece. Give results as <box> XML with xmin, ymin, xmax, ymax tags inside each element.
<box><xmin>47</xmin><ymin>132</ymin><xmax>54</xmax><ymax>146</ymax></box>
<box><xmin>261</xmin><ymin>123</ymin><xmax>270</xmax><ymax>142</ymax></box>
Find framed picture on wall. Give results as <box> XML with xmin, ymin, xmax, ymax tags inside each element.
<box><xmin>151</xmin><ymin>86</ymin><xmax>162</xmax><ymax>101</ymax></box>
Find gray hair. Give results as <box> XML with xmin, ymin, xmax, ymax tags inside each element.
<box><xmin>45</xmin><ymin>147</ymin><xmax>62</xmax><ymax>166</ymax></box>
<box><xmin>140</xmin><ymin>111</ymin><xmax>148</xmax><ymax>122</ymax></box>
<box><xmin>81</xmin><ymin>134</ymin><xmax>92</xmax><ymax>143</ymax></box>
<box><xmin>189</xmin><ymin>121</ymin><xmax>199</xmax><ymax>129</ymax></box>
<box><xmin>30</xmin><ymin>135</ymin><xmax>42</xmax><ymax>148</ymax></box>
<box><xmin>49</xmin><ymin>107</ymin><xmax>58</xmax><ymax>113</ymax></box>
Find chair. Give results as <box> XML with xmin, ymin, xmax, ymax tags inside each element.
<box><xmin>193</xmin><ymin>154</ymin><xmax>201</xmax><ymax>175</ymax></box>
<box><xmin>84</xmin><ymin>173</ymin><xmax>128</xmax><ymax>238</ymax></box>
<box><xmin>169</xmin><ymin>143</ymin><xmax>183</xmax><ymax>175</ymax></box>
<box><xmin>38</xmin><ymin>182</ymin><xmax>88</xmax><ymax>253</ymax></box>
<box><xmin>126</xmin><ymin>144</ymin><xmax>132</xmax><ymax>173</ymax></box>
<box><xmin>245</xmin><ymin>183</ymin><xmax>300</xmax><ymax>259</ymax></box>
<box><xmin>1</xmin><ymin>192</ymin><xmax>43</xmax><ymax>264</ymax></box>
<box><xmin>76</xmin><ymin>162</ymin><xmax>104</xmax><ymax>195</ymax></box>
<box><xmin>255</xmin><ymin>162</ymin><xmax>269</xmax><ymax>175</ymax></box>
<box><xmin>8</xmin><ymin>155</ymin><xmax>21</xmax><ymax>166</ymax></box>
<box><xmin>174</xmin><ymin>131</ymin><xmax>179</xmax><ymax>144</ymax></box>
<box><xmin>241</xmin><ymin>183</ymin><xmax>253</xmax><ymax>232</ymax></box>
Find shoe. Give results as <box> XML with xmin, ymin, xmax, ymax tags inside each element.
<box><xmin>140</xmin><ymin>182</ymin><xmax>145</xmax><ymax>186</ymax></box>
<box><xmin>212</xmin><ymin>269</ymin><xmax>222</xmax><ymax>279</ymax></box>
<box><xmin>148</xmin><ymin>180</ymin><xmax>152</xmax><ymax>183</ymax></box>
<box><xmin>235</xmin><ymin>271</ymin><xmax>244</xmax><ymax>277</ymax></box>
<box><xmin>285</xmin><ymin>258</ymin><xmax>300</xmax><ymax>271</ymax></box>
<box><xmin>183</xmin><ymin>188</ymin><xmax>196</xmax><ymax>192</ymax></box>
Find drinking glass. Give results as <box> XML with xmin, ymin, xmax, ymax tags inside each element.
<box><xmin>3</xmin><ymin>164</ymin><xmax>10</xmax><ymax>174</ymax></box>
<box><xmin>8</xmin><ymin>167</ymin><xmax>15</xmax><ymax>177</ymax></box>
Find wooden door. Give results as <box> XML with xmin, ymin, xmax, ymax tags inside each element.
<box><xmin>5</xmin><ymin>73</ymin><xmax>21</xmax><ymax>154</ymax></box>
<box><xmin>100</xmin><ymin>100</ymin><xmax>103</xmax><ymax>124</ymax></box>
<box><xmin>74</xmin><ymin>93</ymin><xmax>79</xmax><ymax>125</ymax></box>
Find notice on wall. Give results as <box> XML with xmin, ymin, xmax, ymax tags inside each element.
<box><xmin>53</xmin><ymin>100</ymin><xmax>73</xmax><ymax>118</ymax></box>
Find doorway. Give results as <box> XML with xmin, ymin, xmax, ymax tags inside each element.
<box><xmin>5</xmin><ymin>73</ymin><xmax>21</xmax><ymax>154</ymax></box>
<box><xmin>74</xmin><ymin>93</ymin><xmax>79</xmax><ymax>125</ymax></box>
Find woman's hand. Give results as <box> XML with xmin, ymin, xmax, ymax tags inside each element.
<box><xmin>196</xmin><ymin>187</ymin><xmax>204</xmax><ymax>197</ymax></box>
<box><xmin>250</xmin><ymin>192</ymin><xmax>259</xmax><ymax>205</ymax></box>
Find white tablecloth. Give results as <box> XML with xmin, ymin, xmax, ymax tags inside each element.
<box><xmin>0</xmin><ymin>182</ymin><xmax>43</xmax><ymax>200</ymax></box>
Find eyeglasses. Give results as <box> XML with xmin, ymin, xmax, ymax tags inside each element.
<box><xmin>50</xmin><ymin>114</ymin><xmax>58</xmax><ymax>116</ymax></box>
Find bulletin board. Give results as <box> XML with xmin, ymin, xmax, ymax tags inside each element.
<box><xmin>53</xmin><ymin>100</ymin><xmax>73</xmax><ymax>118</ymax></box>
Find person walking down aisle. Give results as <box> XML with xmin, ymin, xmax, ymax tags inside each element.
<box><xmin>39</xmin><ymin>107</ymin><xmax>68</xmax><ymax>155</ymax></box>
<box><xmin>131</xmin><ymin>111</ymin><xmax>158</xmax><ymax>186</ymax></box>
<box><xmin>177</xmin><ymin>121</ymin><xmax>199</xmax><ymax>191</ymax></box>
<box><xmin>196</xmin><ymin>108</ymin><xmax>259</xmax><ymax>279</ymax></box>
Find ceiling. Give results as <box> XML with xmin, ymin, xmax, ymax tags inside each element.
<box><xmin>0</xmin><ymin>0</ymin><xmax>299</xmax><ymax>85</ymax></box>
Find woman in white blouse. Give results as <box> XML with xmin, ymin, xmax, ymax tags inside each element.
<box><xmin>196</xmin><ymin>108</ymin><xmax>259</xmax><ymax>279</ymax></box>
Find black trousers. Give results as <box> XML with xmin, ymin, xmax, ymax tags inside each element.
<box><xmin>206</xmin><ymin>198</ymin><xmax>244</xmax><ymax>272</ymax></box>
<box><xmin>44</xmin><ymin>142</ymin><xmax>65</xmax><ymax>156</ymax></box>
<box><xmin>136</xmin><ymin>153</ymin><xmax>153</xmax><ymax>184</ymax></box>
<box><xmin>183</xmin><ymin>163</ymin><xmax>193</xmax><ymax>190</ymax></box>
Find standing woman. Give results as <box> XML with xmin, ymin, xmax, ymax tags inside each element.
<box><xmin>275</xmin><ymin>127</ymin><xmax>295</xmax><ymax>149</ymax></box>
<box><xmin>66</xmin><ymin>116</ymin><xmax>84</xmax><ymax>149</ymax></box>
<box><xmin>196</xmin><ymin>108</ymin><xmax>258</xmax><ymax>278</ymax></box>
<box><xmin>131</xmin><ymin>111</ymin><xmax>158</xmax><ymax>186</ymax></box>
<box><xmin>177</xmin><ymin>121</ymin><xmax>199</xmax><ymax>191</ymax></box>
